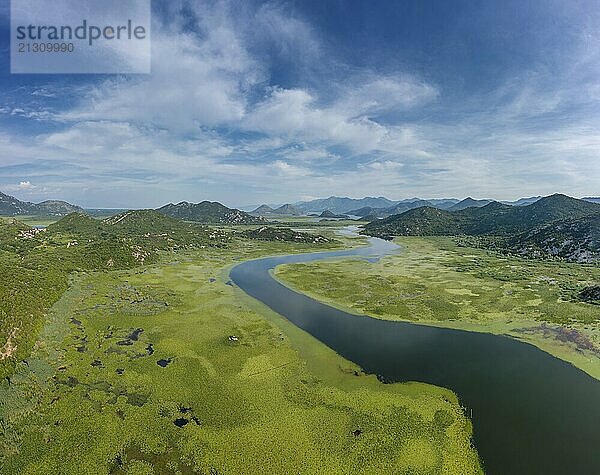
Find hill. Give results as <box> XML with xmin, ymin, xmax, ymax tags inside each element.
<box><xmin>448</xmin><ymin>197</ymin><xmax>493</xmax><ymax>211</ymax></box>
<box><xmin>509</xmin><ymin>215</ymin><xmax>600</xmax><ymax>263</ymax></box>
<box><xmin>46</xmin><ymin>212</ymin><xmax>105</xmax><ymax>235</ymax></box>
<box><xmin>240</xmin><ymin>226</ymin><xmax>332</xmax><ymax>244</ymax></box>
<box><xmin>103</xmin><ymin>209</ymin><xmax>189</xmax><ymax>232</ymax></box>
<box><xmin>319</xmin><ymin>209</ymin><xmax>348</xmax><ymax>219</ymax></box>
<box><xmin>45</xmin><ymin>210</ymin><xmax>231</xmax><ymax>250</ymax></box>
<box><xmin>34</xmin><ymin>200</ymin><xmax>83</xmax><ymax>216</ymax></box>
<box><xmin>272</xmin><ymin>204</ymin><xmax>301</xmax><ymax>215</ymax></box>
<box><xmin>363</xmin><ymin>194</ymin><xmax>600</xmax><ymax>239</ymax></box>
<box><xmin>0</xmin><ymin>191</ymin><xmax>36</xmax><ymax>215</ymax></box>
<box><xmin>251</xmin><ymin>204</ymin><xmax>275</xmax><ymax>216</ymax></box>
<box><xmin>363</xmin><ymin>207</ymin><xmax>465</xmax><ymax>238</ymax></box>
<box><xmin>347</xmin><ymin>206</ymin><xmax>378</xmax><ymax>217</ymax></box>
<box><xmin>511</xmin><ymin>194</ymin><xmax>600</xmax><ymax>226</ymax></box>
<box><xmin>157</xmin><ymin>201</ymin><xmax>266</xmax><ymax>225</ymax></box>
<box><xmin>0</xmin><ymin>190</ymin><xmax>82</xmax><ymax>216</ymax></box>
<box><xmin>385</xmin><ymin>200</ymin><xmax>434</xmax><ymax>215</ymax></box>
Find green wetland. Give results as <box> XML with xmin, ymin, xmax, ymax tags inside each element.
<box><xmin>2</xmin><ymin>213</ymin><xmax>600</xmax><ymax>474</ymax></box>
<box><xmin>0</xmin><ymin>224</ymin><xmax>480</xmax><ymax>474</ymax></box>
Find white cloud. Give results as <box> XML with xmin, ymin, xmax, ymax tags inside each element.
<box><xmin>243</xmin><ymin>87</ymin><xmax>388</xmax><ymax>153</ymax></box>
<box><xmin>270</xmin><ymin>160</ymin><xmax>309</xmax><ymax>177</ymax></box>
<box><xmin>17</xmin><ymin>181</ymin><xmax>35</xmax><ymax>190</ymax></box>
<box><xmin>2</xmin><ymin>181</ymin><xmax>37</xmax><ymax>193</ymax></box>
<box><xmin>44</xmin><ymin>121</ymin><xmax>144</xmax><ymax>154</ymax></box>
<box><xmin>254</xmin><ymin>2</ymin><xmax>323</xmax><ymax>64</ymax></box>
<box><xmin>60</xmin><ymin>8</ymin><xmax>263</xmax><ymax>131</ymax></box>
<box><xmin>2</xmin><ymin>1</ymin><xmax>600</xmax><ymax>206</ymax></box>
<box><xmin>361</xmin><ymin>160</ymin><xmax>404</xmax><ymax>171</ymax></box>
<box><xmin>337</xmin><ymin>76</ymin><xmax>439</xmax><ymax>117</ymax></box>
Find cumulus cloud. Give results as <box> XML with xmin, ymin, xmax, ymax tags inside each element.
<box><xmin>2</xmin><ymin>181</ymin><xmax>37</xmax><ymax>193</ymax></box>
<box><xmin>52</xmin><ymin>2</ymin><xmax>439</xmax><ymax>157</ymax></box>
<box><xmin>17</xmin><ymin>181</ymin><xmax>35</xmax><ymax>190</ymax></box>
<box><xmin>60</xmin><ymin>6</ymin><xmax>263</xmax><ymax>131</ymax></box>
<box><xmin>243</xmin><ymin>88</ymin><xmax>388</xmax><ymax>153</ymax></box>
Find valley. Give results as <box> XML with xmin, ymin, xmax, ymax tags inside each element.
<box><xmin>1</xmin><ymin>190</ymin><xmax>599</xmax><ymax>474</ymax></box>
<box><xmin>0</xmin><ymin>219</ymin><xmax>480</xmax><ymax>474</ymax></box>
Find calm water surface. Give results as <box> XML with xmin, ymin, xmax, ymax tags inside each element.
<box><xmin>230</xmin><ymin>231</ymin><xmax>600</xmax><ymax>474</ymax></box>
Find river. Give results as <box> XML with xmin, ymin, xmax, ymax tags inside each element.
<box><xmin>230</xmin><ymin>231</ymin><xmax>600</xmax><ymax>474</ymax></box>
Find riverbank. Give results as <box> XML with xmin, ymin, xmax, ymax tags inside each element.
<box><xmin>275</xmin><ymin>236</ymin><xmax>600</xmax><ymax>380</ymax></box>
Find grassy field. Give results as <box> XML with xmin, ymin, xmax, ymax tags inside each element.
<box><xmin>276</xmin><ymin>236</ymin><xmax>600</xmax><ymax>380</ymax></box>
<box><xmin>0</xmin><ymin>237</ymin><xmax>481</xmax><ymax>474</ymax></box>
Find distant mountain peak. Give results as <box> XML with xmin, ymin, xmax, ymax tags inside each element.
<box><xmin>157</xmin><ymin>200</ymin><xmax>266</xmax><ymax>225</ymax></box>
<box><xmin>251</xmin><ymin>204</ymin><xmax>275</xmax><ymax>216</ymax></box>
<box><xmin>448</xmin><ymin>197</ymin><xmax>492</xmax><ymax>211</ymax></box>
<box><xmin>319</xmin><ymin>209</ymin><xmax>348</xmax><ymax>218</ymax></box>
<box><xmin>0</xmin><ymin>190</ymin><xmax>82</xmax><ymax>217</ymax></box>
<box><xmin>272</xmin><ymin>204</ymin><xmax>301</xmax><ymax>215</ymax></box>
<box><xmin>295</xmin><ymin>196</ymin><xmax>397</xmax><ymax>214</ymax></box>
<box><xmin>363</xmin><ymin>194</ymin><xmax>600</xmax><ymax>241</ymax></box>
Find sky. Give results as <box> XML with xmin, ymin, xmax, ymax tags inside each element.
<box><xmin>0</xmin><ymin>0</ymin><xmax>599</xmax><ymax>208</ymax></box>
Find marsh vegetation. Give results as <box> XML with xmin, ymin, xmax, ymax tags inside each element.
<box><xmin>0</xmin><ymin>218</ymin><xmax>480</xmax><ymax>474</ymax></box>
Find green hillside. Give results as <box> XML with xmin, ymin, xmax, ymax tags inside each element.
<box><xmin>509</xmin><ymin>214</ymin><xmax>600</xmax><ymax>263</ymax></box>
<box><xmin>158</xmin><ymin>200</ymin><xmax>267</xmax><ymax>224</ymax></box>
<box><xmin>241</xmin><ymin>226</ymin><xmax>332</xmax><ymax>243</ymax></box>
<box><xmin>0</xmin><ymin>191</ymin><xmax>82</xmax><ymax>217</ymax></box>
<box><xmin>0</xmin><ymin>212</ymin><xmax>230</xmax><ymax>377</ymax></box>
<box><xmin>47</xmin><ymin>212</ymin><xmax>105</xmax><ymax>235</ymax></box>
<box><xmin>362</xmin><ymin>206</ymin><xmax>466</xmax><ymax>238</ymax></box>
<box><xmin>363</xmin><ymin>194</ymin><xmax>600</xmax><ymax>238</ymax></box>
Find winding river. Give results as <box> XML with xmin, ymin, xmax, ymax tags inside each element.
<box><xmin>230</xmin><ymin>231</ymin><xmax>600</xmax><ymax>474</ymax></box>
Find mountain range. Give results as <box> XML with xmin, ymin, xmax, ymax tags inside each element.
<box><xmin>502</xmin><ymin>196</ymin><xmax>543</xmax><ymax>206</ymax></box>
<box><xmin>447</xmin><ymin>197</ymin><xmax>493</xmax><ymax>211</ymax></box>
<box><xmin>0</xmin><ymin>191</ymin><xmax>83</xmax><ymax>216</ymax></box>
<box><xmin>157</xmin><ymin>201</ymin><xmax>266</xmax><ymax>225</ymax></box>
<box><xmin>363</xmin><ymin>194</ymin><xmax>600</xmax><ymax>237</ymax></box>
<box><xmin>292</xmin><ymin>195</ymin><xmax>600</xmax><ymax>216</ymax></box>
<box><xmin>349</xmin><ymin>196</ymin><xmax>553</xmax><ymax>219</ymax></box>
<box><xmin>251</xmin><ymin>203</ymin><xmax>301</xmax><ymax>216</ymax></box>
<box><xmin>362</xmin><ymin>194</ymin><xmax>600</xmax><ymax>263</ymax></box>
<box><xmin>508</xmin><ymin>214</ymin><xmax>600</xmax><ymax>263</ymax></box>
<box><xmin>294</xmin><ymin>196</ymin><xmax>399</xmax><ymax>214</ymax></box>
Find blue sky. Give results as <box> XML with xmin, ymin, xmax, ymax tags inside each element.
<box><xmin>0</xmin><ymin>0</ymin><xmax>599</xmax><ymax>208</ymax></box>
